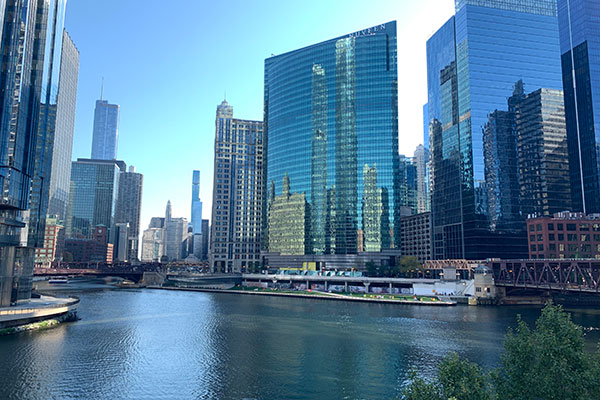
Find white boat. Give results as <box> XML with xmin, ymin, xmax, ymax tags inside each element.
<box><xmin>48</xmin><ymin>276</ymin><xmax>69</xmax><ymax>284</ymax></box>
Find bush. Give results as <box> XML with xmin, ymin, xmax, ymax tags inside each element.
<box><xmin>402</xmin><ymin>303</ymin><xmax>600</xmax><ymax>400</ymax></box>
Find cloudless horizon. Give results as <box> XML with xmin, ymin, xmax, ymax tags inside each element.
<box><xmin>64</xmin><ymin>0</ymin><xmax>455</xmax><ymax>235</ymax></box>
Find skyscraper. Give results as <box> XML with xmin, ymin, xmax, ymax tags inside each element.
<box><xmin>516</xmin><ymin>88</ymin><xmax>571</xmax><ymax>217</ymax></box>
<box><xmin>0</xmin><ymin>0</ymin><xmax>68</xmax><ymax>306</ymax></box>
<box><xmin>427</xmin><ymin>0</ymin><xmax>563</xmax><ymax>260</ymax></box>
<box><xmin>164</xmin><ymin>200</ymin><xmax>188</xmax><ymax>261</ymax></box>
<box><xmin>115</xmin><ymin>166</ymin><xmax>143</xmax><ymax>261</ymax></box>
<box><xmin>66</xmin><ymin>159</ymin><xmax>125</xmax><ymax>240</ymax></box>
<box><xmin>263</xmin><ymin>22</ymin><xmax>400</xmax><ymax>269</ymax></box>
<box><xmin>47</xmin><ymin>30</ymin><xmax>79</xmax><ymax>221</ymax></box>
<box><xmin>91</xmin><ymin>99</ymin><xmax>120</xmax><ymax>160</ymax></box>
<box><xmin>558</xmin><ymin>0</ymin><xmax>600</xmax><ymax>214</ymax></box>
<box><xmin>414</xmin><ymin>145</ymin><xmax>430</xmax><ymax>213</ymax></box>
<box><xmin>209</xmin><ymin>100</ymin><xmax>263</xmax><ymax>272</ymax></box>
<box><xmin>191</xmin><ymin>170</ymin><xmax>203</xmax><ymax>234</ymax></box>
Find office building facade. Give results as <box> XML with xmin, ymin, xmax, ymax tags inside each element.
<box><xmin>516</xmin><ymin>88</ymin><xmax>571</xmax><ymax>217</ymax></box>
<box><xmin>47</xmin><ymin>30</ymin><xmax>79</xmax><ymax>221</ymax></box>
<box><xmin>0</xmin><ymin>0</ymin><xmax>69</xmax><ymax>306</ymax></box>
<box><xmin>527</xmin><ymin>212</ymin><xmax>600</xmax><ymax>259</ymax></box>
<box><xmin>209</xmin><ymin>101</ymin><xmax>263</xmax><ymax>272</ymax></box>
<box><xmin>115</xmin><ymin>166</ymin><xmax>143</xmax><ymax>260</ymax></box>
<box><xmin>263</xmin><ymin>22</ymin><xmax>400</xmax><ymax>269</ymax></box>
<box><xmin>400</xmin><ymin>212</ymin><xmax>432</xmax><ymax>263</ymax></box>
<box><xmin>66</xmin><ymin>159</ymin><xmax>125</xmax><ymax>240</ymax></box>
<box><xmin>427</xmin><ymin>0</ymin><xmax>563</xmax><ymax>260</ymax></box>
<box><xmin>558</xmin><ymin>0</ymin><xmax>600</xmax><ymax>214</ymax></box>
<box><xmin>91</xmin><ymin>99</ymin><xmax>119</xmax><ymax>160</ymax></box>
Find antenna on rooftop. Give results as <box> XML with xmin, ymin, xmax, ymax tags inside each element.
<box><xmin>100</xmin><ymin>77</ymin><xmax>104</xmax><ymax>101</ymax></box>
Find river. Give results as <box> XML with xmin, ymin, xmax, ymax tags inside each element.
<box><xmin>1</xmin><ymin>280</ymin><xmax>600</xmax><ymax>399</ymax></box>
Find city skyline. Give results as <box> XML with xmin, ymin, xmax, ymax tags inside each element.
<box><xmin>63</xmin><ymin>0</ymin><xmax>455</xmax><ymax>232</ymax></box>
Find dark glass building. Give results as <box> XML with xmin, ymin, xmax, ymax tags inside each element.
<box><xmin>0</xmin><ymin>0</ymin><xmax>68</xmax><ymax>306</ymax></box>
<box><xmin>264</xmin><ymin>22</ymin><xmax>400</xmax><ymax>267</ymax></box>
<box><xmin>558</xmin><ymin>0</ymin><xmax>600</xmax><ymax>214</ymax></box>
<box><xmin>115</xmin><ymin>166</ymin><xmax>143</xmax><ymax>261</ymax></box>
<box><xmin>516</xmin><ymin>88</ymin><xmax>571</xmax><ymax>217</ymax></box>
<box><xmin>427</xmin><ymin>0</ymin><xmax>563</xmax><ymax>260</ymax></box>
<box><xmin>66</xmin><ymin>158</ymin><xmax>125</xmax><ymax>240</ymax></box>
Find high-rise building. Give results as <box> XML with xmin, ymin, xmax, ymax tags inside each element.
<box><xmin>141</xmin><ymin>228</ymin><xmax>165</xmax><ymax>262</ymax></box>
<box><xmin>263</xmin><ymin>22</ymin><xmax>400</xmax><ymax>270</ymax></box>
<box><xmin>427</xmin><ymin>0</ymin><xmax>563</xmax><ymax>260</ymax></box>
<box><xmin>162</xmin><ymin>200</ymin><xmax>188</xmax><ymax>261</ymax></box>
<box><xmin>558</xmin><ymin>0</ymin><xmax>600</xmax><ymax>214</ymax></box>
<box><xmin>209</xmin><ymin>101</ymin><xmax>263</xmax><ymax>273</ymax></box>
<box><xmin>399</xmin><ymin>155</ymin><xmax>418</xmax><ymax>215</ymax></box>
<box><xmin>423</xmin><ymin>103</ymin><xmax>430</xmax><ymax>148</ymax></box>
<box><xmin>113</xmin><ymin>223</ymin><xmax>129</xmax><ymax>262</ymax></box>
<box><xmin>0</xmin><ymin>0</ymin><xmax>69</xmax><ymax>306</ymax></box>
<box><xmin>91</xmin><ymin>99</ymin><xmax>120</xmax><ymax>160</ymax></box>
<box><xmin>414</xmin><ymin>145</ymin><xmax>430</xmax><ymax>213</ymax></box>
<box><xmin>191</xmin><ymin>170</ymin><xmax>203</xmax><ymax>234</ymax></box>
<box><xmin>47</xmin><ymin>31</ymin><xmax>79</xmax><ymax>221</ymax></box>
<box><xmin>400</xmin><ymin>212</ymin><xmax>432</xmax><ymax>263</ymax></box>
<box><xmin>115</xmin><ymin>166</ymin><xmax>143</xmax><ymax>261</ymax></box>
<box><xmin>516</xmin><ymin>88</ymin><xmax>571</xmax><ymax>217</ymax></box>
<box><xmin>66</xmin><ymin>159</ymin><xmax>125</xmax><ymax>240</ymax></box>
<box><xmin>201</xmin><ymin>219</ymin><xmax>209</xmax><ymax>260</ymax></box>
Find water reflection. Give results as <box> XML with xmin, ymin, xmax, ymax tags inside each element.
<box><xmin>1</xmin><ymin>287</ymin><xmax>599</xmax><ymax>399</ymax></box>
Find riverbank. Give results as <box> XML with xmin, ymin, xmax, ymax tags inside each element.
<box><xmin>151</xmin><ymin>286</ymin><xmax>457</xmax><ymax>306</ymax></box>
<box><xmin>0</xmin><ymin>295</ymin><xmax>79</xmax><ymax>331</ymax></box>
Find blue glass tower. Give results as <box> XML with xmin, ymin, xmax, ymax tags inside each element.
<box><xmin>264</xmin><ymin>22</ymin><xmax>399</xmax><ymax>259</ymax></box>
<box><xmin>91</xmin><ymin>99</ymin><xmax>120</xmax><ymax>160</ymax></box>
<box><xmin>191</xmin><ymin>170</ymin><xmax>202</xmax><ymax>235</ymax></box>
<box><xmin>558</xmin><ymin>0</ymin><xmax>600</xmax><ymax>214</ymax></box>
<box><xmin>427</xmin><ymin>0</ymin><xmax>563</xmax><ymax>259</ymax></box>
<box><xmin>0</xmin><ymin>0</ymin><xmax>68</xmax><ymax>305</ymax></box>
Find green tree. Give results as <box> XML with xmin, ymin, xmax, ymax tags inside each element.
<box><xmin>402</xmin><ymin>303</ymin><xmax>600</xmax><ymax>400</ymax></box>
<box><xmin>493</xmin><ymin>303</ymin><xmax>600</xmax><ymax>400</ymax></box>
<box><xmin>398</xmin><ymin>256</ymin><xmax>421</xmax><ymax>277</ymax></box>
<box><xmin>365</xmin><ymin>261</ymin><xmax>380</xmax><ymax>277</ymax></box>
<box><xmin>402</xmin><ymin>353</ymin><xmax>491</xmax><ymax>400</ymax></box>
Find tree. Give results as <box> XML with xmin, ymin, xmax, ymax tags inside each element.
<box><xmin>398</xmin><ymin>256</ymin><xmax>421</xmax><ymax>277</ymax></box>
<box><xmin>365</xmin><ymin>261</ymin><xmax>380</xmax><ymax>277</ymax></box>
<box><xmin>493</xmin><ymin>303</ymin><xmax>600</xmax><ymax>400</ymax></box>
<box><xmin>402</xmin><ymin>303</ymin><xmax>600</xmax><ymax>400</ymax></box>
<box><xmin>402</xmin><ymin>353</ymin><xmax>491</xmax><ymax>400</ymax></box>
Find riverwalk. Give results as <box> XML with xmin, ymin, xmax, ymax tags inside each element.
<box><xmin>0</xmin><ymin>295</ymin><xmax>79</xmax><ymax>329</ymax></box>
<box><xmin>149</xmin><ymin>286</ymin><xmax>456</xmax><ymax>306</ymax></box>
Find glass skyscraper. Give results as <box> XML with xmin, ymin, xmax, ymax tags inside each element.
<box><xmin>66</xmin><ymin>159</ymin><xmax>125</xmax><ymax>240</ymax></box>
<box><xmin>191</xmin><ymin>170</ymin><xmax>203</xmax><ymax>235</ymax></box>
<box><xmin>263</xmin><ymin>22</ymin><xmax>399</xmax><ymax>265</ymax></box>
<box><xmin>91</xmin><ymin>99</ymin><xmax>120</xmax><ymax>160</ymax></box>
<box><xmin>558</xmin><ymin>0</ymin><xmax>600</xmax><ymax>214</ymax></box>
<box><xmin>427</xmin><ymin>0</ymin><xmax>564</xmax><ymax>259</ymax></box>
<box><xmin>0</xmin><ymin>0</ymin><xmax>68</xmax><ymax>306</ymax></box>
<box><xmin>115</xmin><ymin>166</ymin><xmax>143</xmax><ymax>261</ymax></box>
<box><xmin>48</xmin><ymin>30</ymin><xmax>79</xmax><ymax>221</ymax></box>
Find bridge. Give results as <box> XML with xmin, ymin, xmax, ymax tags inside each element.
<box><xmin>489</xmin><ymin>259</ymin><xmax>600</xmax><ymax>294</ymax></box>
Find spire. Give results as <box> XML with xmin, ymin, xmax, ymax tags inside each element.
<box><xmin>100</xmin><ymin>77</ymin><xmax>104</xmax><ymax>101</ymax></box>
<box><xmin>166</xmin><ymin>200</ymin><xmax>172</xmax><ymax>222</ymax></box>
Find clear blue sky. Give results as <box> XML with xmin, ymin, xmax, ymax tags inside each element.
<box><xmin>64</xmin><ymin>0</ymin><xmax>454</xmax><ymax>232</ymax></box>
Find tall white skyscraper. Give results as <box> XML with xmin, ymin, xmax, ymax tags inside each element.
<box><xmin>91</xmin><ymin>99</ymin><xmax>119</xmax><ymax>160</ymax></box>
<box><xmin>191</xmin><ymin>170</ymin><xmax>203</xmax><ymax>234</ymax></box>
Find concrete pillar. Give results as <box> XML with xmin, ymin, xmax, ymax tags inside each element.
<box><xmin>389</xmin><ymin>282</ymin><xmax>393</xmax><ymax>292</ymax></box>
<box><xmin>306</xmin><ymin>280</ymin><xmax>310</xmax><ymax>290</ymax></box>
<box><xmin>344</xmin><ymin>281</ymin><xmax>348</xmax><ymax>292</ymax></box>
<box><xmin>364</xmin><ymin>282</ymin><xmax>370</xmax><ymax>293</ymax></box>
<box><xmin>325</xmin><ymin>281</ymin><xmax>328</xmax><ymax>291</ymax></box>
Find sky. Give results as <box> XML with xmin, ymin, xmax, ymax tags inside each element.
<box><xmin>64</xmin><ymin>0</ymin><xmax>455</xmax><ymax>233</ymax></box>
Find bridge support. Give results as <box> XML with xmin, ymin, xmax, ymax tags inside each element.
<box><xmin>364</xmin><ymin>282</ymin><xmax>370</xmax><ymax>293</ymax></box>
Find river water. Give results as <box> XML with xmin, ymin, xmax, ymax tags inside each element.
<box><xmin>2</xmin><ymin>281</ymin><xmax>600</xmax><ymax>400</ymax></box>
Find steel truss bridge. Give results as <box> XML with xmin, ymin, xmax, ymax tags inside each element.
<box><xmin>489</xmin><ymin>259</ymin><xmax>600</xmax><ymax>293</ymax></box>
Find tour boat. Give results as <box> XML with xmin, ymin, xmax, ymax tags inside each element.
<box><xmin>48</xmin><ymin>276</ymin><xmax>69</xmax><ymax>284</ymax></box>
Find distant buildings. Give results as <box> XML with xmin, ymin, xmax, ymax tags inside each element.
<box><xmin>191</xmin><ymin>171</ymin><xmax>203</xmax><ymax>235</ymax></box>
<box><xmin>558</xmin><ymin>0</ymin><xmax>600</xmax><ymax>214</ymax></box>
<box><xmin>35</xmin><ymin>217</ymin><xmax>65</xmax><ymax>266</ymax></box>
<box><xmin>398</xmin><ymin>155</ymin><xmax>418</xmax><ymax>216</ymax></box>
<box><xmin>427</xmin><ymin>0</ymin><xmax>564</xmax><ymax>260</ymax></box>
<box><xmin>115</xmin><ymin>166</ymin><xmax>143</xmax><ymax>261</ymax></box>
<box><xmin>209</xmin><ymin>100</ymin><xmax>263</xmax><ymax>273</ymax></box>
<box><xmin>141</xmin><ymin>228</ymin><xmax>165</xmax><ymax>262</ymax></box>
<box><xmin>414</xmin><ymin>145</ymin><xmax>430</xmax><ymax>214</ymax></box>
<box><xmin>91</xmin><ymin>99</ymin><xmax>120</xmax><ymax>160</ymax></box>
<box><xmin>64</xmin><ymin>226</ymin><xmax>113</xmax><ymax>263</ymax></box>
<box><xmin>263</xmin><ymin>22</ymin><xmax>400</xmax><ymax>270</ymax></box>
<box><xmin>527</xmin><ymin>212</ymin><xmax>600</xmax><ymax>259</ymax></box>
